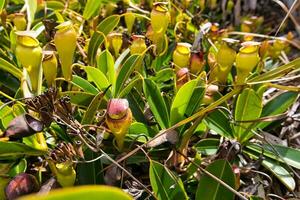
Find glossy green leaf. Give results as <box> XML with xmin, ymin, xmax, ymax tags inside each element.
<box><xmin>114</xmin><ymin>54</ymin><xmax>141</xmax><ymax>97</ymax></box>
<box><xmin>0</xmin><ymin>101</ymin><xmax>15</xmax><ymax>129</ymax></box>
<box><xmin>71</xmin><ymin>75</ymin><xmax>99</xmax><ymax>95</ymax></box>
<box><xmin>97</xmin><ymin>50</ymin><xmax>115</xmax><ymax>85</ymax></box>
<box><xmin>204</xmin><ymin>109</ymin><xmax>233</xmax><ymax>138</ymax></box>
<box><xmin>88</xmin><ymin>15</ymin><xmax>120</xmax><ymax>65</ymax></box>
<box><xmin>150</xmin><ymin>68</ymin><xmax>174</xmax><ymax>83</ymax></box>
<box><xmin>46</xmin><ymin>1</ymin><xmax>65</xmax><ymax>10</ymax></box>
<box><xmin>149</xmin><ymin>160</ymin><xmax>188</xmax><ymax>200</ymax></box>
<box><xmin>8</xmin><ymin>158</ymin><xmax>27</xmax><ymax>177</ymax></box>
<box><xmin>143</xmin><ymin>79</ymin><xmax>170</xmax><ymax>129</ymax></box>
<box><xmin>84</xmin><ymin>66</ymin><xmax>111</xmax><ymax>98</ymax></box>
<box><xmin>0</xmin><ymin>57</ymin><xmax>22</xmax><ymax>80</ymax></box>
<box><xmin>81</xmin><ymin>91</ymin><xmax>105</xmax><ymax>125</ymax></box>
<box><xmin>83</xmin><ymin>0</ymin><xmax>102</xmax><ymax>20</ymax></box>
<box><xmin>19</xmin><ymin>185</ymin><xmax>133</xmax><ymax>200</ymax></box>
<box><xmin>257</xmin><ymin>91</ymin><xmax>298</xmax><ymax>129</ymax></box>
<box><xmin>170</xmin><ymin>79</ymin><xmax>205</xmax><ymax>126</ymax></box>
<box><xmin>246</xmin><ymin>144</ymin><xmax>300</xmax><ymax>170</ymax></box>
<box><xmin>0</xmin><ymin>141</ymin><xmax>46</xmax><ymax>160</ymax></box>
<box><xmin>61</xmin><ymin>91</ymin><xmax>95</xmax><ymax>107</ymax></box>
<box><xmin>244</xmin><ymin>149</ymin><xmax>295</xmax><ymax>191</ymax></box>
<box><xmin>118</xmin><ymin>75</ymin><xmax>142</xmax><ymax>98</ymax></box>
<box><xmin>234</xmin><ymin>88</ymin><xmax>263</xmax><ymax>143</ymax></box>
<box><xmin>196</xmin><ymin>159</ymin><xmax>236</xmax><ymax>200</ymax></box>
<box><xmin>194</xmin><ymin>138</ymin><xmax>220</xmax><ymax>156</ymax></box>
<box><xmin>128</xmin><ymin>122</ymin><xmax>155</xmax><ymax>143</ymax></box>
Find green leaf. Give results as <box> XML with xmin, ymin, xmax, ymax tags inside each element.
<box><xmin>170</xmin><ymin>79</ymin><xmax>205</xmax><ymax>126</ymax></box>
<box><xmin>244</xmin><ymin>148</ymin><xmax>295</xmax><ymax>191</ymax></box>
<box><xmin>0</xmin><ymin>0</ymin><xmax>6</xmax><ymax>13</ymax></box>
<box><xmin>88</xmin><ymin>15</ymin><xmax>120</xmax><ymax>65</ymax></box>
<box><xmin>248</xmin><ymin>57</ymin><xmax>300</xmax><ymax>83</ymax></box>
<box><xmin>81</xmin><ymin>91</ymin><xmax>105</xmax><ymax>125</ymax></box>
<box><xmin>262</xmin><ymin>159</ymin><xmax>295</xmax><ymax>191</ymax></box>
<box><xmin>196</xmin><ymin>159</ymin><xmax>236</xmax><ymax>200</ymax></box>
<box><xmin>143</xmin><ymin>79</ymin><xmax>170</xmax><ymax>129</ymax></box>
<box><xmin>24</xmin><ymin>0</ymin><xmax>37</xmax><ymax>29</ymax></box>
<box><xmin>45</xmin><ymin>1</ymin><xmax>65</xmax><ymax>10</ymax></box>
<box><xmin>149</xmin><ymin>160</ymin><xmax>188</xmax><ymax>200</ymax></box>
<box><xmin>97</xmin><ymin>50</ymin><xmax>115</xmax><ymax>85</ymax></box>
<box><xmin>0</xmin><ymin>141</ymin><xmax>46</xmax><ymax>160</ymax></box>
<box><xmin>234</xmin><ymin>88</ymin><xmax>263</xmax><ymax>143</ymax></box>
<box><xmin>204</xmin><ymin>109</ymin><xmax>233</xmax><ymax>138</ymax></box>
<box><xmin>246</xmin><ymin>144</ymin><xmax>300</xmax><ymax>170</ymax></box>
<box><xmin>84</xmin><ymin>66</ymin><xmax>111</xmax><ymax>98</ymax></box>
<box><xmin>194</xmin><ymin>138</ymin><xmax>220</xmax><ymax>156</ymax></box>
<box><xmin>118</xmin><ymin>75</ymin><xmax>142</xmax><ymax>98</ymax></box>
<box><xmin>114</xmin><ymin>54</ymin><xmax>141</xmax><ymax>97</ymax></box>
<box><xmin>19</xmin><ymin>185</ymin><xmax>132</xmax><ymax>200</ymax></box>
<box><xmin>127</xmin><ymin>90</ymin><xmax>148</xmax><ymax>124</ymax></box>
<box><xmin>0</xmin><ymin>57</ymin><xmax>22</xmax><ymax>80</ymax></box>
<box><xmin>71</xmin><ymin>75</ymin><xmax>99</xmax><ymax>95</ymax></box>
<box><xmin>83</xmin><ymin>0</ymin><xmax>102</xmax><ymax>20</ymax></box>
<box><xmin>77</xmin><ymin>150</ymin><xmax>104</xmax><ymax>185</ymax></box>
<box><xmin>61</xmin><ymin>91</ymin><xmax>95</xmax><ymax>107</ymax></box>
<box><xmin>257</xmin><ymin>91</ymin><xmax>298</xmax><ymax>129</ymax></box>
<box><xmin>9</xmin><ymin>159</ymin><xmax>27</xmax><ymax>177</ymax></box>
<box><xmin>128</xmin><ymin>122</ymin><xmax>155</xmax><ymax>143</ymax></box>
<box><xmin>186</xmin><ymin>153</ymin><xmax>201</xmax><ymax>178</ymax></box>
<box><xmin>0</xmin><ymin>101</ymin><xmax>15</xmax><ymax>129</ymax></box>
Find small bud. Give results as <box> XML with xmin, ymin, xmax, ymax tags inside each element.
<box><xmin>42</xmin><ymin>51</ymin><xmax>57</xmax><ymax>87</ymax></box>
<box><xmin>173</xmin><ymin>42</ymin><xmax>191</xmax><ymax>68</ymax></box>
<box><xmin>5</xmin><ymin>173</ymin><xmax>39</xmax><ymax>200</ymax></box>
<box><xmin>55</xmin><ymin>161</ymin><xmax>76</xmax><ymax>187</ymax></box>
<box><xmin>189</xmin><ymin>52</ymin><xmax>205</xmax><ymax>74</ymax></box>
<box><xmin>203</xmin><ymin>84</ymin><xmax>218</xmax><ymax>104</ymax></box>
<box><xmin>130</xmin><ymin>35</ymin><xmax>147</xmax><ymax>55</ymax></box>
<box><xmin>106</xmin><ymin>99</ymin><xmax>132</xmax><ymax>150</ymax></box>
<box><xmin>150</xmin><ymin>2</ymin><xmax>170</xmax><ymax>34</ymax></box>
<box><xmin>54</xmin><ymin>21</ymin><xmax>77</xmax><ymax>81</ymax></box>
<box><xmin>107</xmin><ymin>32</ymin><xmax>123</xmax><ymax>57</ymax></box>
<box><xmin>15</xmin><ymin>32</ymin><xmax>42</xmax><ymax>93</ymax></box>
<box><xmin>13</xmin><ymin>13</ymin><xmax>26</xmax><ymax>31</ymax></box>
<box><xmin>176</xmin><ymin>68</ymin><xmax>190</xmax><ymax>89</ymax></box>
<box><xmin>125</xmin><ymin>9</ymin><xmax>135</xmax><ymax>34</ymax></box>
<box><xmin>235</xmin><ymin>42</ymin><xmax>260</xmax><ymax>84</ymax></box>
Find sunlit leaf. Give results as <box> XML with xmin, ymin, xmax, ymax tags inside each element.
<box><xmin>170</xmin><ymin>79</ymin><xmax>205</xmax><ymax>126</ymax></box>
<box><xmin>234</xmin><ymin>88</ymin><xmax>263</xmax><ymax>143</ymax></box>
<box><xmin>114</xmin><ymin>54</ymin><xmax>141</xmax><ymax>97</ymax></box>
<box><xmin>88</xmin><ymin>15</ymin><xmax>120</xmax><ymax>65</ymax></box>
<box><xmin>84</xmin><ymin>66</ymin><xmax>112</xmax><ymax>98</ymax></box>
<box><xmin>0</xmin><ymin>141</ymin><xmax>46</xmax><ymax>160</ymax></box>
<box><xmin>83</xmin><ymin>0</ymin><xmax>102</xmax><ymax>20</ymax></box>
